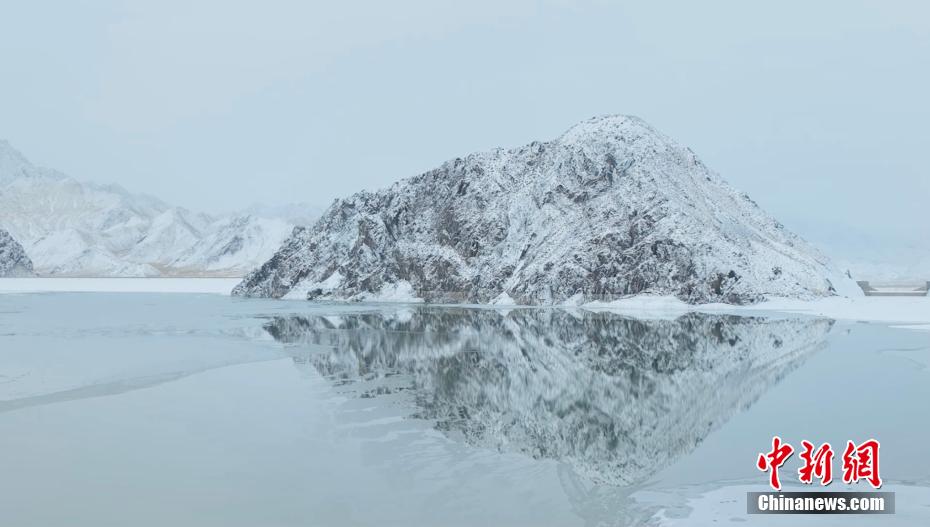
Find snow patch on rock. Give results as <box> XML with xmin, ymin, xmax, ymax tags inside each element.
<box><xmin>360</xmin><ymin>280</ymin><xmax>423</xmax><ymax>303</ymax></box>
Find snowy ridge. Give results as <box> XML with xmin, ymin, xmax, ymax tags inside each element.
<box><xmin>235</xmin><ymin>115</ymin><xmax>859</xmax><ymax>305</ymax></box>
<box><xmin>0</xmin><ymin>140</ymin><xmax>309</xmax><ymax>277</ymax></box>
<box><xmin>0</xmin><ymin>229</ymin><xmax>33</xmax><ymax>277</ymax></box>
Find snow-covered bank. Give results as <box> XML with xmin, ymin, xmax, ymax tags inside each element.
<box><xmin>2</xmin><ymin>278</ymin><xmax>927</xmax><ymax>326</ymax></box>
<box><xmin>0</xmin><ymin>278</ymin><xmax>240</xmax><ymax>294</ymax></box>
<box><xmin>582</xmin><ymin>294</ymin><xmax>930</xmax><ymax>325</ymax></box>
<box><xmin>755</xmin><ymin>295</ymin><xmax>930</xmax><ymax>325</ymax></box>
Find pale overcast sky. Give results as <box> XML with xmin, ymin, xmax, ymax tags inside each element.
<box><xmin>1</xmin><ymin>1</ymin><xmax>927</xmax><ymax>249</ymax></box>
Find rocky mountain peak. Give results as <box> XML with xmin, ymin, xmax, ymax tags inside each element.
<box><xmin>234</xmin><ymin>116</ymin><xmax>858</xmax><ymax>304</ymax></box>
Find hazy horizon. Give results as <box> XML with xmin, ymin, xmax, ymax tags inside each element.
<box><xmin>2</xmin><ymin>1</ymin><xmax>927</xmax><ymax>255</ymax></box>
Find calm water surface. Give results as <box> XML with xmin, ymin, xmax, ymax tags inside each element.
<box><xmin>0</xmin><ymin>293</ymin><xmax>928</xmax><ymax>526</ymax></box>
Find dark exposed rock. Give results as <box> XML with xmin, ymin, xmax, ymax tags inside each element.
<box><xmin>0</xmin><ymin>229</ymin><xmax>34</xmax><ymax>277</ymax></box>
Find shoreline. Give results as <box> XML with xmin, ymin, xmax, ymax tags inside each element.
<box><xmin>2</xmin><ymin>278</ymin><xmax>928</xmax><ymax>326</ymax></box>
<box><xmin>0</xmin><ymin>277</ymin><xmax>242</xmax><ymax>295</ymax></box>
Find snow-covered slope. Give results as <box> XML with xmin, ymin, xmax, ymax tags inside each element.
<box><xmin>235</xmin><ymin>115</ymin><xmax>858</xmax><ymax>305</ymax></box>
<box><xmin>0</xmin><ymin>140</ymin><xmax>305</xmax><ymax>277</ymax></box>
<box><xmin>170</xmin><ymin>215</ymin><xmax>295</xmax><ymax>274</ymax></box>
<box><xmin>0</xmin><ymin>229</ymin><xmax>33</xmax><ymax>277</ymax></box>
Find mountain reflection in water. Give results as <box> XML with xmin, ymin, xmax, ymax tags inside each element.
<box><xmin>264</xmin><ymin>308</ymin><xmax>833</xmax><ymax>486</ymax></box>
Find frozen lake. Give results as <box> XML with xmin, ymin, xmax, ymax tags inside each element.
<box><xmin>1</xmin><ymin>292</ymin><xmax>928</xmax><ymax>526</ymax></box>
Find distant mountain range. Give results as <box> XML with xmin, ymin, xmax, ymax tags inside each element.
<box><xmin>234</xmin><ymin>115</ymin><xmax>859</xmax><ymax>305</ymax></box>
<box><xmin>795</xmin><ymin>222</ymin><xmax>930</xmax><ymax>282</ymax></box>
<box><xmin>0</xmin><ymin>140</ymin><xmax>318</xmax><ymax>277</ymax></box>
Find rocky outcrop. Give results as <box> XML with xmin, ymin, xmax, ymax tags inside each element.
<box><xmin>0</xmin><ymin>229</ymin><xmax>34</xmax><ymax>277</ymax></box>
<box><xmin>235</xmin><ymin>115</ymin><xmax>857</xmax><ymax>305</ymax></box>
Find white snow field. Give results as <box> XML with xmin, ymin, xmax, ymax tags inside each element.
<box><xmin>581</xmin><ymin>294</ymin><xmax>930</xmax><ymax>325</ymax></box>
<box><xmin>0</xmin><ymin>278</ymin><xmax>241</xmax><ymax>294</ymax></box>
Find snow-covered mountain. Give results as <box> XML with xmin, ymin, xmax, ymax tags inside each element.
<box><xmin>234</xmin><ymin>115</ymin><xmax>859</xmax><ymax>304</ymax></box>
<box><xmin>0</xmin><ymin>229</ymin><xmax>33</xmax><ymax>277</ymax></box>
<box><xmin>170</xmin><ymin>215</ymin><xmax>294</xmax><ymax>274</ymax></box>
<box><xmin>0</xmin><ymin>140</ymin><xmax>307</xmax><ymax>277</ymax></box>
<box><xmin>798</xmin><ymin>224</ymin><xmax>930</xmax><ymax>282</ymax></box>
<box><xmin>240</xmin><ymin>202</ymin><xmax>326</xmax><ymax>228</ymax></box>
